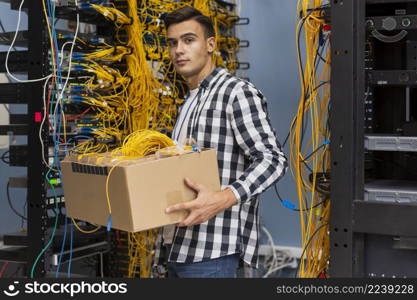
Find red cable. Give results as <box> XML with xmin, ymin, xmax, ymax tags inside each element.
<box><xmin>0</xmin><ymin>262</ymin><xmax>10</xmax><ymax>278</ymax></box>
<box><xmin>66</xmin><ymin>107</ymin><xmax>92</xmax><ymax>120</ymax></box>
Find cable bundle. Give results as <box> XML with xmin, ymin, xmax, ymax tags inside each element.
<box><xmin>291</xmin><ymin>0</ymin><xmax>331</xmax><ymax>278</ymax></box>
<box><xmin>90</xmin><ymin>4</ymin><xmax>132</xmax><ymax>26</ymax></box>
<box><xmin>113</xmin><ymin>129</ymin><xmax>174</xmax><ymax>157</ymax></box>
<box><xmin>45</xmin><ymin>0</ymin><xmax>243</xmax><ymax>278</ymax></box>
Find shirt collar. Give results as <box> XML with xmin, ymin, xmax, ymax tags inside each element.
<box><xmin>184</xmin><ymin>67</ymin><xmax>226</xmax><ymax>98</ymax></box>
<box><xmin>199</xmin><ymin>67</ymin><xmax>226</xmax><ymax>90</ymax></box>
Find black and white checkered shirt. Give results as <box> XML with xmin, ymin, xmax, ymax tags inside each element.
<box><xmin>153</xmin><ymin>67</ymin><xmax>287</xmax><ymax>268</ymax></box>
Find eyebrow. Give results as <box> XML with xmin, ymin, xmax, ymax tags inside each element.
<box><xmin>180</xmin><ymin>32</ymin><xmax>198</xmax><ymax>39</ymax></box>
<box><xmin>167</xmin><ymin>32</ymin><xmax>198</xmax><ymax>42</ymax></box>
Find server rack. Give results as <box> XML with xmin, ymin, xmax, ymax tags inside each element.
<box><xmin>0</xmin><ymin>0</ymin><xmax>247</xmax><ymax>278</ymax></box>
<box><xmin>0</xmin><ymin>0</ymin><xmax>109</xmax><ymax>278</ymax></box>
<box><xmin>330</xmin><ymin>0</ymin><xmax>417</xmax><ymax>277</ymax></box>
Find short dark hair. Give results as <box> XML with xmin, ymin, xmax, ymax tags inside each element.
<box><xmin>163</xmin><ymin>6</ymin><xmax>215</xmax><ymax>38</ymax></box>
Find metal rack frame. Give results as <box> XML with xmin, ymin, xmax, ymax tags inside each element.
<box><xmin>330</xmin><ymin>0</ymin><xmax>417</xmax><ymax>277</ymax></box>
<box><xmin>0</xmin><ymin>0</ymin><xmax>110</xmax><ymax>278</ymax></box>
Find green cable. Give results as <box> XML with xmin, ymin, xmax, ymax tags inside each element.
<box><xmin>30</xmin><ymin>172</ymin><xmax>60</xmax><ymax>278</ymax></box>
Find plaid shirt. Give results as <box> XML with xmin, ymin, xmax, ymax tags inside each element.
<box><xmin>153</xmin><ymin>67</ymin><xmax>287</xmax><ymax>269</ymax></box>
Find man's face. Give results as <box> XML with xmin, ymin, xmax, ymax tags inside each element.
<box><xmin>167</xmin><ymin>19</ymin><xmax>215</xmax><ymax>78</ymax></box>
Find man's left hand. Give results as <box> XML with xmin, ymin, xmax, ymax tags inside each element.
<box><xmin>165</xmin><ymin>177</ymin><xmax>237</xmax><ymax>227</ymax></box>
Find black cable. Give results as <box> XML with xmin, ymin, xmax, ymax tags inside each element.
<box><xmin>281</xmin><ymin>81</ymin><xmax>329</xmax><ymax>149</ymax></box>
<box><xmin>21</xmin><ymin>200</ymin><xmax>27</xmax><ymax>228</ymax></box>
<box><xmin>309</xmin><ymin>172</ymin><xmax>331</xmax><ymax>196</ymax></box>
<box><xmin>306</xmin><ymin>80</ymin><xmax>330</xmax><ymax>100</ymax></box>
<box><xmin>314</xmin><ymin>36</ymin><xmax>329</xmax><ymax>68</ymax></box>
<box><xmin>1</xmin><ymin>150</ymin><xmax>10</xmax><ymax>164</ymax></box>
<box><xmin>281</xmin><ymin>130</ymin><xmax>291</xmax><ymax>149</ymax></box>
<box><xmin>299</xmin><ymin>107</ymin><xmax>309</xmax><ymax>153</ymax></box>
<box><xmin>294</xmin><ymin>222</ymin><xmax>329</xmax><ymax>278</ymax></box>
<box><xmin>0</xmin><ymin>18</ymin><xmax>16</xmax><ymax>117</ymax></box>
<box><xmin>0</xmin><ymin>19</ymin><xmax>7</xmax><ymax>35</ymax></box>
<box><xmin>301</xmin><ymin>143</ymin><xmax>328</xmax><ymax>163</ymax></box>
<box><xmin>297</xmin><ymin>23</ymin><xmax>315</xmax><ymax>174</ymax></box>
<box><xmin>276</xmin><ymin>6</ymin><xmax>331</xmax><ymax>277</ymax></box>
<box><xmin>0</xmin><ymin>18</ymin><xmax>17</xmax><ymax>51</ymax></box>
<box><xmin>297</xmin><ymin>14</ymin><xmax>308</xmax><ymax>102</ymax></box>
<box><xmin>326</xmin><ymin>98</ymin><xmax>331</xmax><ymax>134</ymax></box>
<box><xmin>316</xmin><ymin>45</ymin><xmax>328</xmax><ymax>65</ymax></box>
<box><xmin>7</xmin><ymin>265</ymin><xmax>22</xmax><ymax>278</ymax></box>
<box><xmin>297</xmin><ymin>9</ymin><xmax>329</xmax><ymax>165</ymax></box>
<box><xmin>2</xmin><ymin>104</ymin><xmax>10</xmax><ymax>113</ymax></box>
<box><xmin>299</xmin><ymin>26</ymin><xmax>327</xmax><ymax>151</ymax></box>
<box><xmin>299</xmin><ymin>11</ymin><xmax>323</xmax><ymax>149</ymax></box>
<box><xmin>293</xmin><ymin>18</ymin><xmax>329</xmax><ymax>203</ymax></box>
<box><xmin>6</xmin><ymin>181</ymin><xmax>27</xmax><ymax>221</ymax></box>
<box><xmin>296</xmin><ymin>3</ymin><xmax>330</xmax><ymax>98</ymax></box>
<box><xmin>299</xmin><ymin>4</ymin><xmax>331</xmax><ymax>17</ymax></box>
<box><xmin>302</xmin><ymin>160</ymin><xmax>313</xmax><ymax>173</ymax></box>
<box><xmin>297</xmin><ymin>14</ymin><xmax>309</xmax><ymax>154</ymax></box>
<box><xmin>278</xmin><ymin>7</ymin><xmax>331</xmax><ymax>214</ymax></box>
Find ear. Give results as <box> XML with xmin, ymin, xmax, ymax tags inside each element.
<box><xmin>207</xmin><ymin>36</ymin><xmax>216</xmax><ymax>54</ymax></box>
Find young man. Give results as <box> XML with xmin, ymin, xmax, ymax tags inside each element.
<box><xmin>153</xmin><ymin>6</ymin><xmax>287</xmax><ymax>278</ymax></box>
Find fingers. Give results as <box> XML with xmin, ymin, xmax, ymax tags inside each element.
<box><xmin>177</xmin><ymin>212</ymin><xmax>199</xmax><ymax>227</ymax></box>
<box><xmin>184</xmin><ymin>177</ymin><xmax>204</xmax><ymax>193</ymax></box>
<box><xmin>165</xmin><ymin>201</ymin><xmax>194</xmax><ymax>213</ymax></box>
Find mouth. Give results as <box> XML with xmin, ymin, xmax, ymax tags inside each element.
<box><xmin>175</xmin><ymin>59</ymin><xmax>189</xmax><ymax>66</ymax></box>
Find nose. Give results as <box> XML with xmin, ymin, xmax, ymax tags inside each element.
<box><xmin>175</xmin><ymin>40</ymin><xmax>185</xmax><ymax>57</ymax></box>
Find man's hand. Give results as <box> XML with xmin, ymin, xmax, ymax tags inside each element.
<box><xmin>165</xmin><ymin>177</ymin><xmax>237</xmax><ymax>227</ymax></box>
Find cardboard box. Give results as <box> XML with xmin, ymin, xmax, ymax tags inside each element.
<box><xmin>61</xmin><ymin>149</ymin><xmax>220</xmax><ymax>232</ymax></box>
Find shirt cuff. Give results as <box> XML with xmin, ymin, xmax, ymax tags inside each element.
<box><xmin>226</xmin><ymin>180</ymin><xmax>251</xmax><ymax>204</ymax></box>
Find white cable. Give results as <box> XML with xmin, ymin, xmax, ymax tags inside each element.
<box><xmin>261</xmin><ymin>226</ymin><xmax>278</xmax><ymax>277</ymax></box>
<box><xmin>59</xmin><ymin>41</ymin><xmax>74</xmax><ymax>67</ymax></box>
<box><xmin>5</xmin><ymin>0</ymin><xmax>52</xmax><ymax>83</ymax></box>
<box><xmin>262</xmin><ymin>248</ymin><xmax>295</xmax><ymax>278</ymax></box>
<box><xmin>259</xmin><ymin>235</ymin><xmax>297</xmax><ymax>278</ymax></box>
<box><xmin>59</xmin><ymin>7</ymin><xmax>79</xmax><ymax>95</ymax></box>
<box><xmin>263</xmin><ymin>259</ymin><xmax>296</xmax><ymax>278</ymax></box>
<box><xmin>54</xmin><ymin>0</ymin><xmax>79</xmax><ymax>123</ymax></box>
<box><xmin>49</xmin><ymin>0</ymin><xmax>79</xmax><ymax>162</ymax></box>
<box><xmin>39</xmin><ymin>74</ymin><xmax>58</xmax><ymax>170</ymax></box>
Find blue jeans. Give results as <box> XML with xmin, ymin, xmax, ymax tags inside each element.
<box><xmin>165</xmin><ymin>247</ymin><xmax>240</xmax><ymax>278</ymax></box>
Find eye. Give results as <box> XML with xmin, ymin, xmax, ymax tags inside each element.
<box><xmin>184</xmin><ymin>37</ymin><xmax>194</xmax><ymax>44</ymax></box>
<box><xmin>167</xmin><ymin>40</ymin><xmax>177</xmax><ymax>47</ymax></box>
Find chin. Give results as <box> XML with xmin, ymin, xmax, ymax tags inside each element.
<box><xmin>176</xmin><ymin>67</ymin><xmax>196</xmax><ymax>78</ymax></box>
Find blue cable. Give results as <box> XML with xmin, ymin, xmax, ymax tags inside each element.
<box><xmin>46</xmin><ymin>0</ymin><xmax>63</xmax><ymax>172</ymax></box>
<box><xmin>67</xmin><ymin>223</ymin><xmax>73</xmax><ymax>278</ymax></box>
<box><xmin>55</xmin><ymin>216</ymin><xmax>68</xmax><ymax>278</ymax></box>
<box><xmin>31</xmin><ymin>0</ymin><xmax>72</xmax><ymax>280</ymax></box>
<box><xmin>49</xmin><ymin>2</ymin><xmax>68</xmax><ymax>279</ymax></box>
<box><xmin>31</xmin><ymin>0</ymin><xmax>62</xmax><ymax>272</ymax></box>
<box><xmin>50</xmin><ymin>0</ymin><xmax>63</xmax><ymax>82</ymax></box>
<box><xmin>29</xmin><ymin>170</ymin><xmax>60</xmax><ymax>278</ymax></box>
<box><xmin>281</xmin><ymin>200</ymin><xmax>296</xmax><ymax>211</ymax></box>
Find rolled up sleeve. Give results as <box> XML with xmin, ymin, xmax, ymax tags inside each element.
<box><xmin>226</xmin><ymin>83</ymin><xmax>288</xmax><ymax>204</ymax></box>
